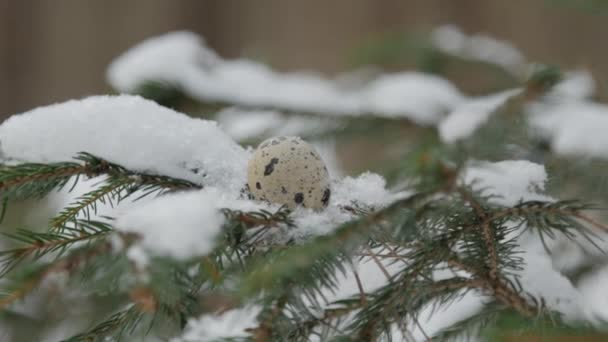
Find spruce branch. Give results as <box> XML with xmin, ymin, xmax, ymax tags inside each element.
<box><xmin>456</xmin><ymin>187</ymin><xmax>504</xmax><ymax>284</ymax></box>
<box><xmin>0</xmin><ymin>162</ymin><xmax>85</xmax><ymax>201</ymax></box>
<box><xmin>250</xmin><ymin>296</ymin><xmax>288</xmax><ymax>342</ymax></box>
<box><xmin>0</xmin><ymin>238</ymin><xmax>112</xmax><ymax>310</ymax></box>
<box><xmin>50</xmin><ymin>178</ymin><xmax>134</xmax><ymax>230</ymax></box>
<box><xmin>62</xmin><ymin>305</ymin><xmax>144</xmax><ymax>342</ymax></box>
<box><xmin>0</xmin><ymin>220</ymin><xmax>113</xmax><ymax>277</ymax></box>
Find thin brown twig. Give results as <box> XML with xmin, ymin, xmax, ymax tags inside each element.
<box><xmin>458</xmin><ymin>188</ymin><xmax>500</xmax><ymax>280</ymax></box>
<box><xmin>353</xmin><ymin>269</ymin><xmax>367</xmax><ymax>306</ymax></box>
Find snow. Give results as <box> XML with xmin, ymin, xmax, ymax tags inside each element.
<box><xmin>108</xmin><ymin>31</ymin><xmax>465</xmax><ymax>125</ymax></box>
<box><xmin>438</xmin><ymin>70</ymin><xmax>602</xmax><ymax>152</ymax></box>
<box><xmin>461</xmin><ymin>160</ymin><xmax>551</xmax><ymax>206</ymax></box>
<box><xmin>107</xmin><ymin>31</ymin><xmax>220</xmax><ymax>92</ymax></box>
<box><xmin>289</xmin><ymin>172</ymin><xmax>401</xmax><ymax>238</ymax></box>
<box><xmin>439</xmin><ymin>89</ymin><xmax>521</xmax><ymax>143</ymax></box>
<box><xmin>114</xmin><ymin>189</ymin><xmax>225</xmax><ymax>261</ymax></box>
<box><xmin>0</xmin><ymin>94</ymin><xmax>400</xmax><ymax>262</ymax></box>
<box><xmin>331</xmin><ymin>172</ymin><xmax>395</xmax><ymax>209</ymax></box>
<box><xmin>515</xmin><ymin>234</ymin><xmax>585</xmax><ymax>321</ymax></box>
<box><xmin>463</xmin><ymin>161</ymin><xmax>584</xmax><ymax>319</ymax></box>
<box><xmin>399</xmin><ymin>160</ymin><xmax>591</xmax><ymax>338</ymax></box>
<box><xmin>431</xmin><ymin>25</ymin><xmax>526</xmax><ymax>76</ymax></box>
<box><xmin>529</xmin><ymin>100</ymin><xmax>608</xmax><ymax>159</ymax></box>
<box><xmin>578</xmin><ymin>265</ymin><xmax>608</xmax><ymax>325</ymax></box>
<box><xmin>173</xmin><ymin>305</ymin><xmax>261</xmax><ymax>342</ymax></box>
<box><xmin>216</xmin><ymin>107</ymin><xmax>340</xmax><ymax>142</ymax></box>
<box><xmin>551</xmin><ymin>70</ymin><xmax>595</xmax><ymax>100</ymax></box>
<box><xmin>0</xmin><ymin>95</ymin><xmax>249</xmax><ymax>194</ymax></box>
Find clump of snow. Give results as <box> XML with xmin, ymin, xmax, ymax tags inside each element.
<box><xmin>363</xmin><ymin>72</ymin><xmax>464</xmax><ymax>125</ymax></box>
<box><xmin>108</xmin><ymin>31</ymin><xmax>465</xmax><ymax>125</ymax></box>
<box><xmin>331</xmin><ymin>172</ymin><xmax>395</xmax><ymax>208</ymax></box>
<box><xmin>551</xmin><ymin>70</ymin><xmax>595</xmax><ymax>100</ymax></box>
<box><xmin>516</xmin><ymin>234</ymin><xmax>585</xmax><ymax>321</ymax></box>
<box><xmin>529</xmin><ymin>100</ymin><xmax>608</xmax><ymax>159</ymax></box>
<box><xmin>431</xmin><ymin>25</ymin><xmax>526</xmax><ymax>76</ymax></box>
<box><xmin>107</xmin><ymin>31</ymin><xmax>220</xmax><ymax>92</ymax></box>
<box><xmin>0</xmin><ymin>95</ymin><xmax>249</xmax><ymax>193</ymax></box>
<box><xmin>115</xmin><ymin>189</ymin><xmax>225</xmax><ymax>261</ymax></box>
<box><xmin>461</xmin><ymin>160</ymin><xmax>551</xmax><ymax>206</ymax></box>
<box><xmin>578</xmin><ymin>265</ymin><xmax>608</xmax><ymax>325</ymax></box>
<box><xmin>115</xmin><ymin>187</ymin><xmax>276</xmax><ymax>263</ymax></box>
<box><xmin>173</xmin><ymin>305</ymin><xmax>261</xmax><ymax>342</ymax></box>
<box><xmin>439</xmin><ymin>89</ymin><xmax>521</xmax><ymax>143</ymax></box>
<box><xmin>289</xmin><ymin>173</ymin><xmax>398</xmax><ymax>238</ymax></box>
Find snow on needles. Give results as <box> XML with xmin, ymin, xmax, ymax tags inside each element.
<box><xmin>412</xmin><ymin>160</ymin><xmax>585</xmax><ymax>336</ymax></box>
<box><xmin>439</xmin><ymin>89</ymin><xmax>521</xmax><ymax>143</ymax></box>
<box><xmin>529</xmin><ymin>100</ymin><xmax>608</xmax><ymax>160</ymax></box>
<box><xmin>108</xmin><ymin>31</ymin><xmax>464</xmax><ymax>125</ymax></box>
<box><xmin>0</xmin><ymin>95</ymin><xmax>249</xmax><ymax>193</ymax></box>
<box><xmin>115</xmin><ymin>189</ymin><xmax>225</xmax><ymax>262</ymax></box>
<box><xmin>0</xmin><ymin>95</ymin><xmax>398</xmax><ymax>261</ymax></box>
<box><xmin>431</xmin><ymin>25</ymin><xmax>527</xmax><ymax>76</ymax></box>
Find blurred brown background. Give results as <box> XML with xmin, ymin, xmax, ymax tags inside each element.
<box><xmin>1</xmin><ymin>0</ymin><xmax>607</xmax><ymax>117</ymax></box>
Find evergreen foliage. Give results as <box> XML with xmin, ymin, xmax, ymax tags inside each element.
<box><xmin>2</xmin><ymin>27</ymin><xmax>608</xmax><ymax>342</ymax></box>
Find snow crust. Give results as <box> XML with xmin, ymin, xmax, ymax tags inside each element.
<box><xmin>108</xmin><ymin>31</ymin><xmax>464</xmax><ymax>125</ymax></box>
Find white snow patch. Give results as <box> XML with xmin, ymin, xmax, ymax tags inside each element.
<box><xmin>439</xmin><ymin>89</ymin><xmax>521</xmax><ymax>143</ymax></box>
<box><xmin>0</xmin><ymin>95</ymin><xmax>249</xmax><ymax>193</ymax></box>
<box><xmin>290</xmin><ymin>172</ymin><xmax>398</xmax><ymax>238</ymax></box>
<box><xmin>516</xmin><ymin>233</ymin><xmax>585</xmax><ymax>321</ymax></box>
<box><xmin>332</xmin><ymin>172</ymin><xmax>395</xmax><ymax>208</ymax></box>
<box><xmin>115</xmin><ymin>186</ymin><xmax>277</xmax><ymax>262</ymax></box>
<box><xmin>173</xmin><ymin>305</ymin><xmax>261</xmax><ymax>342</ymax></box>
<box><xmin>462</xmin><ymin>160</ymin><xmax>551</xmax><ymax>206</ymax></box>
<box><xmin>107</xmin><ymin>31</ymin><xmax>221</xmax><ymax>92</ymax></box>
<box><xmin>578</xmin><ymin>265</ymin><xmax>608</xmax><ymax>324</ymax></box>
<box><xmin>551</xmin><ymin>70</ymin><xmax>596</xmax><ymax>100</ymax></box>
<box><xmin>115</xmin><ymin>189</ymin><xmax>225</xmax><ymax>261</ymax></box>
<box><xmin>431</xmin><ymin>25</ymin><xmax>526</xmax><ymax>76</ymax></box>
<box><xmin>529</xmin><ymin>100</ymin><xmax>608</xmax><ymax>159</ymax></box>
<box><xmin>108</xmin><ymin>31</ymin><xmax>465</xmax><ymax>125</ymax></box>
<box><xmin>362</xmin><ymin>72</ymin><xmax>464</xmax><ymax>125</ymax></box>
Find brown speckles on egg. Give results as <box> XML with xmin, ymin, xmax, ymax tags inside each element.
<box><xmin>294</xmin><ymin>192</ymin><xmax>304</xmax><ymax>204</ymax></box>
<box><xmin>247</xmin><ymin>136</ymin><xmax>330</xmax><ymax>210</ymax></box>
<box><xmin>264</xmin><ymin>157</ymin><xmax>279</xmax><ymax>176</ymax></box>
<box><xmin>322</xmin><ymin>188</ymin><xmax>331</xmax><ymax>206</ymax></box>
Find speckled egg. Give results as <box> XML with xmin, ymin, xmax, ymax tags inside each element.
<box><xmin>247</xmin><ymin>136</ymin><xmax>331</xmax><ymax>210</ymax></box>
